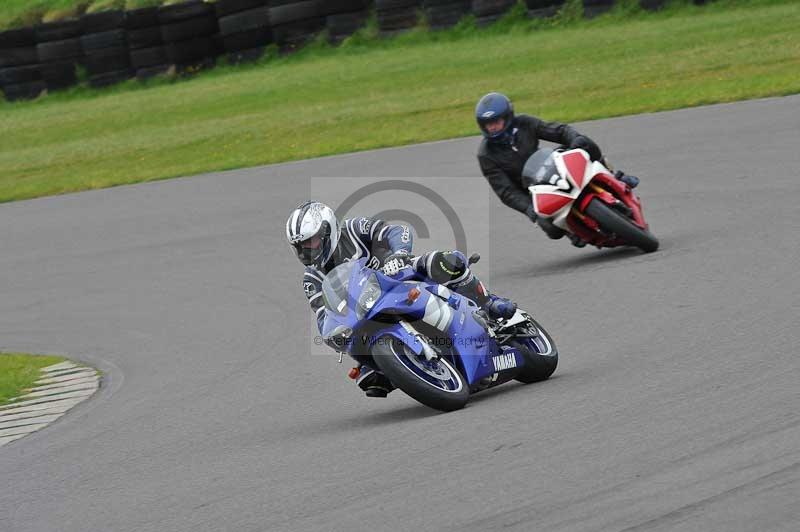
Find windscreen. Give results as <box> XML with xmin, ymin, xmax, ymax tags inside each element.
<box><xmin>321</xmin><ymin>261</ymin><xmax>356</xmax><ymax>315</ymax></box>
<box><xmin>521</xmin><ymin>148</ymin><xmax>560</xmax><ymax>188</ymax></box>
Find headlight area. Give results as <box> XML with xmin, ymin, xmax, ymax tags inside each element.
<box><xmin>356</xmin><ymin>273</ymin><xmax>382</xmax><ymax>319</ymax></box>
<box><xmin>323</xmin><ymin>325</ymin><xmax>354</xmax><ymax>350</ymax></box>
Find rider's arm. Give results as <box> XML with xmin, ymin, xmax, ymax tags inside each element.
<box><xmin>302</xmin><ymin>269</ymin><xmax>325</xmax><ymax>333</ymax></box>
<box><xmin>519</xmin><ymin>115</ymin><xmax>602</xmax><ymax>160</ymax></box>
<box><xmin>350</xmin><ymin>217</ymin><xmax>413</xmax><ymax>260</ymax></box>
<box><xmin>478</xmin><ymin>154</ymin><xmax>531</xmax><ymax>214</ymax></box>
<box><xmin>373</xmin><ymin>221</ymin><xmax>412</xmax><ymax>255</ymax></box>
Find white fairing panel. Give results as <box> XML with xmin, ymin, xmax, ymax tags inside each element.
<box><xmin>422</xmin><ymin>293</ymin><xmax>454</xmax><ymax>331</ymax></box>
<box><xmin>528</xmin><ymin>150</ymin><xmax>613</xmax><ymax>229</ymax></box>
<box><xmin>502</xmin><ymin>309</ymin><xmax>528</xmax><ymax>328</ymax></box>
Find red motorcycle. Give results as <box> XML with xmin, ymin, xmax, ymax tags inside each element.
<box><xmin>524</xmin><ymin>148</ymin><xmax>659</xmax><ymax>252</ymax></box>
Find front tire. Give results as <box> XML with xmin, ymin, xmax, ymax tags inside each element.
<box><xmin>513</xmin><ymin>317</ymin><xmax>559</xmax><ymax>384</ymax></box>
<box><xmin>585</xmin><ymin>198</ymin><xmax>659</xmax><ymax>253</ymax></box>
<box><xmin>371</xmin><ymin>337</ymin><xmax>469</xmax><ymax>412</ymax></box>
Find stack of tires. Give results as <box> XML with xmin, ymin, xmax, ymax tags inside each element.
<box><xmin>640</xmin><ymin>0</ymin><xmax>666</xmax><ymax>10</ymax></box>
<box><xmin>423</xmin><ymin>0</ymin><xmax>470</xmax><ymax>30</ymax></box>
<box><xmin>376</xmin><ymin>0</ymin><xmax>422</xmax><ymax>35</ymax></box>
<box><xmin>36</xmin><ymin>19</ymin><xmax>85</xmax><ymax>93</ymax></box>
<box><xmin>582</xmin><ymin>0</ymin><xmax>614</xmax><ymax>18</ymax></box>
<box><xmin>0</xmin><ymin>28</ymin><xmax>44</xmax><ymax>101</ymax></box>
<box><xmin>525</xmin><ymin>0</ymin><xmax>563</xmax><ymax>19</ymax></box>
<box><xmin>81</xmin><ymin>10</ymin><xmax>132</xmax><ymax>88</ymax></box>
<box><xmin>215</xmin><ymin>0</ymin><xmax>272</xmax><ymax>63</ymax></box>
<box><xmin>471</xmin><ymin>0</ymin><xmax>516</xmax><ymax>26</ymax></box>
<box><xmin>37</xmin><ymin>21</ymin><xmax>87</xmax><ymax>95</ymax></box>
<box><xmin>269</xmin><ymin>1</ymin><xmax>326</xmax><ymax>52</ymax></box>
<box><xmin>323</xmin><ymin>0</ymin><xmax>371</xmax><ymax>43</ymax></box>
<box><xmin>127</xmin><ymin>6</ymin><xmax>172</xmax><ymax>80</ymax></box>
<box><xmin>158</xmin><ymin>0</ymin><xmax>219</xmax><ymax>72</ymax></box>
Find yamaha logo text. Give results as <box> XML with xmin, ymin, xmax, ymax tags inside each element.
<box><xmin>492</xmin><ymin>352</ymin><xmax>517</xmax><ymax>372</ymax></box>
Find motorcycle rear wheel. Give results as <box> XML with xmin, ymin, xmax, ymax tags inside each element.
<box><xmin>512</xmin><ymin>317</ymin><xmax>559</xmax><ymax>384</ymax></box>
<box><xmin>371</xmin><ymin>337</ymin><xmax>469</xmax><ymax>412</ymax></box>
<box><xmin>585</xmin><ymin>198</ymin><xmax>659</xmax><ymax>253</ymax></box>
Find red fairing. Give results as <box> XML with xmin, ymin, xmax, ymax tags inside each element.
<box><xmin>566</xmin><ymin>171</ymin><xmax>651</xmax><ymax>248</ymax></box>
<box><xmin>535</xmin><ymin>193</ymin><xmax>572</xmax><ymax>216</ymax></box>
<box><xmin>567</xmin><ymin>216</ymin><xmax>600</xmax><ymax>243</ymax></box>
<box><xmin>567</xmin><ymin>172</ymin><xmax>648</xmax><ymax>247</ymax></box>
<box><xmin>562</xmin><ymin>151</ymin><xmax>588</xmax><ymax>187</ymax></box>
<box><xmin>578</xmin><ymin>174</ymin><xmax>617</xmax><ymax>211</ymax></box>
<box><xmin>592</xmin><ymin>173</ymin><xmax>648</xmax><ymax>229</ymax></box>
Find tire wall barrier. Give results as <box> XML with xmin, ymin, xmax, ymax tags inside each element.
<box><xmin>0</xmin><ymin>0</ymin><xmax>681</xmax><ymax>101</ymax></box>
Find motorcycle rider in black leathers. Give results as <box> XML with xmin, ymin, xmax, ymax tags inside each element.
<box><xmin>476</xmin><ymin>92</ymin><xmax>640</xmax><ymax>245</ymax></box>
<box><xmin>286</xmin><ymin>200</ymin><xmax>517</xmax><ymax>398</ymax></box>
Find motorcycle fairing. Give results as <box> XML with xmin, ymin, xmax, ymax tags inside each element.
<box><xmin>530</xmin><ymin>149</ymin><xmax>608</xmax><ymax>228</ymax></box>
<box><xmin>529</xmin><ymin>149</ymin><xmax>647</xmax><ymax>238</ymax></box>
<box><xmin>321</xmin><ymin>259</ymin><xmax>522</xmax><ymax>387</ymax></box>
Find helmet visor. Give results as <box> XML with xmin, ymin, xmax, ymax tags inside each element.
<box><xmin>482</xmin><ymin>117</ymin><xmax>506</xmax><ymax>136</ymax></box>
<box><xmin>478</xmin><ymin>114</ymin><xmax>511</xmax><ymax>140</ymax></box>
<box><xmin>292</xmin><ymin>227</ymin><xmax>326</xmax><ymax>266</ymax></box>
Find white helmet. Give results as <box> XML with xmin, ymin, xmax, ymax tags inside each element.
<box><xmin>285</xmin><ymin>201</ymin><xmax>340</xmax><ymax>268</ymax></box>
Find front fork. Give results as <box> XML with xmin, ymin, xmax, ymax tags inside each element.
<box><xmin>569</xmin><ymin>179</ymin><xmax>642</xmax><ymax>241</ymax></box>
<box><xmin>567</xmin><ymin>182</ymin><xmax>616</xmax><ymax>238</ymax></box>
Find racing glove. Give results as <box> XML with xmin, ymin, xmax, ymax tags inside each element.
<box><xmin>569</xmin><ymin>136</ymin><xmax>602</xmax><ymax>162</ymax></box>
<box><xmin>382</xmin><ymin>251</ymin><xmax>414</xmax><ymax>276</ymax></box>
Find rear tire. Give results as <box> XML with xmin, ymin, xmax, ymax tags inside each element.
<box><xmin>512</xmin><ymin>317</ymin><xmax>558</xmax><ymax>384</ymax></box>
<box><xmin>585</xmin><ymin>197</ymin><xmax>659</xmax><ymax>253</ymax></box>
<box><xmin>372</xmin><ymin>337</ymin><xmax>469</xmax><ymax>412</ymax></box>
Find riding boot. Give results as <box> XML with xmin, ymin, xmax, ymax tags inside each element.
<box><xmin>614</xmin><ymin>170</ymin><xmax>639</xmax><ymax>189</ymax></box>
<box><xmin>354</xmin><ymin>365</ymin><xmax>394</xmax><ymax>397</ymax></box>
<box><xmin>451</xmin><ymin>276</ymin><xmax>516</xmax><ymax>320</ymax></box>
<box><xmin>602</xmin><ymin>157</ymin><xmax>639</xmax><ymax>189</ymax></box>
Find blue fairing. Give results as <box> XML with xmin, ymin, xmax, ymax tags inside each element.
<box><xmin>368</xmin><ymin>323</ymin><xmax>424</xmax><ymax>356</ymax></box>
<box><xmin>320</xmin><ymin>258</ymin><xmax>521</xmax><ymax>386</ymax></box>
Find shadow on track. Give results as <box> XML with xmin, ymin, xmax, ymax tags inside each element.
<box><xmin>289</xmin><ymin>374</ymin><xmax>571</xmax><ymax>440</ymax></box>
<box><xmin>500</xmin><ymin>246</ymin><xmax>650</xmax><ymax>279</ymax></box>
<box><xmin>288</xmin><ymin>402</ymin><xmax>440</xmax><ymax>440</ymax></box>
<box><xmin>466</xmin><ymin>373</ymin><xmax>566</xmax><ymax>406</ymax></box>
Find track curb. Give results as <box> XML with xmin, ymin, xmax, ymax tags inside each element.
<box><xmin>0</xmin><ymin>360</ymin><xmax>100</xmax><ymax>447</ymax></box>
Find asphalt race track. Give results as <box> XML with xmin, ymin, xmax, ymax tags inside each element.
<box><xmin>1</xmin><ymin>96</ymin><xmax>798</xmax><ymax>532</ymax></box>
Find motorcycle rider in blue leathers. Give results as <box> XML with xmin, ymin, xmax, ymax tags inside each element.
<box><xmin>286</xmin><ymin>200</ymin><xmax>516</xmax><ymax>398</ymax></box>
<box><xmin>475</xmin><ymin>92</ymin><xmax>640</xmax><ymax>245</ymax></box>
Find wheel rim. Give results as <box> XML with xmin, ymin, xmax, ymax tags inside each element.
<box><xmin>524</xmin><ymin>321</ymin><xmax>555</xmax><ymax>357</ymax></box>
<box><xmin>391</xmin><ymin>343</ymin><xmax>464</xmax><ymax>393</ymax></box>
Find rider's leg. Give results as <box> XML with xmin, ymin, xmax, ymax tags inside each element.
<box><xmin>537</xmin><ymin>218</ymin><xmax>566</xmax><ymax>239</ymax></box>
<box><xmin>413</xmin><ymin>251</ymin><xmax>516</xmax><ymax>320</ymax></box>
<box><xmin>354</xmin><ymin>365</ymin><xmax>394</xmax><ymax>398</ymax></box>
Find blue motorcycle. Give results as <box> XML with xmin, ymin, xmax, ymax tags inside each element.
<box><xmin>320</xmin><ymin>255</ymin><xmax>558</xmax><ymax>412</ymax></box>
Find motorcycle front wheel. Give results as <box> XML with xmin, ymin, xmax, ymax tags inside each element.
<box><xmin>585</xmin><ymin>197</ymin><xmax>659</xmax><ymax>253</ymax></box>
<box><xmin>371</xmin><ymin>336</ymin><xmax>469</xmax><ymax>412</ymax></box>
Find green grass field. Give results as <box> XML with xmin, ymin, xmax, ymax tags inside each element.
<box><xmin>1</xmin><ymin>0</ymin><xmax>798</xmax><ymax>203</ymax></box>
<box><xmin>0</xmin><ymin>353</ymin><xmax>66</xmax><ymax>406</ymax></box>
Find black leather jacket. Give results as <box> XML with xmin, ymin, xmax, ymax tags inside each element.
<box><xmin>477</xmin><ymin>114</ymin><xmax>600</xmax><ymax>214</ymax></box>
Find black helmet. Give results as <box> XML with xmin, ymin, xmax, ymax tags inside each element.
<box><xmin>476</xmin><ymin>92</ymin><xmax>514</xmax><ymax>143</ymax></box>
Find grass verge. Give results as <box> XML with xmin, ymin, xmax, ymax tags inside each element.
<box><xmin>0</xmin><ymin>0</ymin><xmax>798</xmax><ymax>203</ymax></box>
<box><xmin>0</xmin><ymin>353</ymin><xmax>66</xmax><ymax>406</ymax></box>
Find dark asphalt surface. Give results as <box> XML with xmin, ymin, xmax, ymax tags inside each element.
<box><xmin>1</xmin><ymin>96</ymin><xmax>798</xmax><ymax>532</ymax></box>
